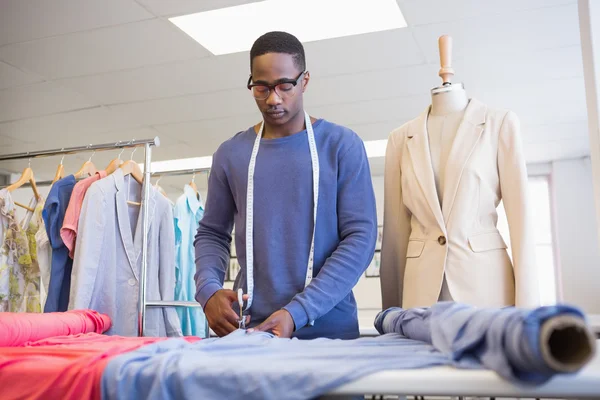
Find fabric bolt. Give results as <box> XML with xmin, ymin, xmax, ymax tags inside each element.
<box><xmin>101</xmin><ymin>330</ymin><xmax>452</xmax><ymax>400</ymax></box>
<box><xmin>0</xmin><ymin>309</ymin><xmax>110</xmax><ymax>346</ymax></box>
<box><xmin>69</xmin><ymin>169</ymin><xmax>182</xmax><ymax>337</ymax></box>
<box><xmin>374</xmin><ymin>301</ymin><xmax>591</xmax><ymax>384</ymax></box>
<box><xmin>0</xmin><ymin>189</ymin><xmax>41</xmax><ymax>313</ymax></box>
<box><xmin>174</xmin><ymin>184</ymin><xmax>206</xmax><ymax>337</ymax></box>
<box><xmin>0</xmin><ymin>333</ymin><xmax>200</xmax><ymax>400</ymax></box>
<box><xmin>34</xmin><ymin>199</ymin><xmax>52</xmax><ymax>309</ymax></box>
<box><xmin>43</xmin><ymin>174</ymin><xmax>76</xmax><ymax>312</ymax></box>
<box><xmin>195</xmin><ymin>119</ymin><xmax>378</xmax><ymax>339</ymax></box>
<box><xmin>60</xmin><ymin>171</ymin><xmax>107</xmax><ymax>258</ymax></box>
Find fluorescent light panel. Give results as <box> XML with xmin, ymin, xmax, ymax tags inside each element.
<box><xmin>144</xmin><ymin>139</ymin><xmax>387</xmax><ymax>173</ymax></box>
<box><xmin>169</xmin><ymin>0</ymin><xmax>407</xmax><ymax>55</ymax></box>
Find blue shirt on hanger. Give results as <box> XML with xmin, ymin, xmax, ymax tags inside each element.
<box><xmin>42</xmin><ymin>174</ymin><xmax>76</xmax><ymax>312</ymax></box>
<box><xmin>174</xmin><ymin>184</ymin><xmax>207</xmax><ymax>337</ymax></box>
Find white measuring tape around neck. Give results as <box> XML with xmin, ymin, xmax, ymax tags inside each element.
<box><xmin>244</xmin><ymin>111</ymin><xmax>319</xmax><ymax>326</ymax></box>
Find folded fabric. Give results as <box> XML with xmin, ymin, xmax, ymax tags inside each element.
<box><xmin>375</xmin><ymin>302</ymin><xmax>597</xmax><ymax>384</ymax></box>
<box><xmin>0</xmin><ymin>333</ymin><xmax>200</xmax><ymax>400</ymax></box>
<box><xmin>0</xmin><ymin>309</ymin><xmax>111</xmax><ymax>346</ymax></box>
<box><xmin>101</xmin><ymin>330</ymin><xmax>453</xmax><ymax>400</ymax></box>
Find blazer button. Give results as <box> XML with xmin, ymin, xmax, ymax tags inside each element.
<box><xmin>438</xmin><ymin>236</ymin><xmax>447</xmax><ymax>245</ymax></box>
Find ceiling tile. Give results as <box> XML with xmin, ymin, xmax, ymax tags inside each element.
<box><xmin>309</xmin><ymin>94</ymin><xmax>430</xmax><ymax>129</ymax></box>
<box><xmin>0</xmin><ymin>0</ymin><xmax>154</xmax><ymax>46</ymax></box>
<box><xmin>0</xmin><ymin>61</ymin><xmax>44</xmax><ymax>90</ymax></box>
<box><xmin>472</xmin><ymin>77</ymin><xmax>587</xmax><ymax>126</ymax></box>
<box><xmin>0</xmin><ymin>106</ymin><xmax>142</xmax><ymax>142</ymax></box>
<box><xmin>135</xmin><ymin>0</ymin><xmax>261</xmax><ymax>17</ymax></box>
<box><xmin>0</xmin><ymin>81</ymin><xmax>96</xmax><ymax>122</ymax></box>
<box><xmin>109</xmin><ymin>90</ymin><xmax>256</xmax><ymax>126</ymax></box>
<box><xmin>0</xmin><ymin>19</ymin><xmax>212</xmax><ymax>80</ymax></box>
<box><xmin>452</xmin><ymin>46</ymin><xmax>584</xmax><ymax>89</ymax></box>
<box><xmin>153</xmin><ymin>114</ymin><xmax>259</xmax><ymax>157</ymax></box>
<box><xmin>398</xmin><ymin>0</ymin><xmax>576</xmax><ymax>27</ymax></box>
<box><xmin>305</xmin><ymin>29</ymin><xmax>425</xmax><ymax>77</ymax></box>
<box><xmin>411</xmin><ymin>4</ymin><xmax>580</xmax><ymax>63</ymax></box>
<box><xmin>57</xmin><ymin>52</ymin><xmax>249</xmax><ymax>105</ymax></box>
<box><xmin>306</xmin><ymin>64</ymin><xmax>435</xmax><ymax>107</ymax></box>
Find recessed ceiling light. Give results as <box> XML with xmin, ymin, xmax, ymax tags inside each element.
<box><xmin>169</xmin><ymin>0</ymin><xmax>407</xmax><ymax>56</ymax></box>
<box><xmin>144</xmin><ymin>139</ymin><xmax>387</xmax><ymax>174</ymax></box>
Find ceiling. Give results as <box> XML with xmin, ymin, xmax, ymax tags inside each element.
<box><xmin>0</xmin><ymin>0</ymin><xmax>590</xmax><ymax>194</ymax></box>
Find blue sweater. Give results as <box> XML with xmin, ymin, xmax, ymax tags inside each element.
<box><xmin>194</xmin><ymin>118</ymin><xmax>377</xmax><ymax>339</ymax></box>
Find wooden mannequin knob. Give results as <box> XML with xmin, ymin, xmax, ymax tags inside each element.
<box><xmin>438</xmin><ymin>35</ymin><xmax>454</xmax><ymax>84</ymax></box>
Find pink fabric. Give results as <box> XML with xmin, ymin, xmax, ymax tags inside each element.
<box><xmin>0</xmin><ymin>309</ymin><xmax>111</xmax><ymax>347</ymax></box>
<box><xmin>0</xmin><ymin>333</ymin><xmax>200</xmax><ymax>400</ymax></box>
<box><xmin>60</xmin><ymin>171</ymin><xmax>107</xmax><ymax>258</ymax></box>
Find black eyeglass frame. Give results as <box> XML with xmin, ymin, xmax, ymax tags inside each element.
<box><xmin>247</xmin><ymin>71</ymin><xmax>307</xmax><ymax>99</ymax></box>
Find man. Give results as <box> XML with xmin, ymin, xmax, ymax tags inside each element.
<box><xmin>194</xmin><ymin>31</ymin><xmax>377</xmax><ymax>340</ymax></box>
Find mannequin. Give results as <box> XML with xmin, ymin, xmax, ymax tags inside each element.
<box><xmin>426</xmin><ymin>37</ymin><xmax>469</xmax><ymax>301</ymax></box>
<box><xmin>380</xmin><ymin>35</ymin><xmax>538</xmax><ymax>310</ymax></box>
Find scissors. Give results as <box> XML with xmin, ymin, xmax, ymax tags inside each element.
<box><xmin>237</xmin><ymin>288</ymin><xmax>246</xmax><ymax>329</ymax></box>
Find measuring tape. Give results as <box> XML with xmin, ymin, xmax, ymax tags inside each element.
<box><xmin>244</xmin><ymin>111</ymin><xmax>319</xmax><ymax>326</ymax></box>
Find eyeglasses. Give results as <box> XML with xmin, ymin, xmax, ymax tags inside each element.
<box><xmin>247</xmin><ymin>71</ymin><xmax>306</xmax><ymax>100</ymax></box>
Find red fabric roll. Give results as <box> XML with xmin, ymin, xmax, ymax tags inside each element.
<box><xmin>0</xmin><ymin>333</ymin><xmax>201</xmax><ymax>400</ymax></box>
<box><xmin>0</xmin><ymin>309</ymin><xmax>111</xmax><ymax>347</ymax></box>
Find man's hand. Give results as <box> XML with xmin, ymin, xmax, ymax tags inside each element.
<box><xmin>204</xmin><ymin>289</ymin><xmax>249</xmax><ymax>337</ymax></box>
<box><xmin>250</xmin><ymin>309</ymin><xmax>295</xmax><ymax>338</ymax></box>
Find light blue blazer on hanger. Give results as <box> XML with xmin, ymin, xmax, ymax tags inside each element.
<box><xmin>68</xmin><ymin>169</ymin><xmax>182</xmax><ymax>337</ymax></box>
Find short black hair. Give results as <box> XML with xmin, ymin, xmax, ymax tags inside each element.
<box><xmin>250</xmin><ymin>31</ymin><xmax>306</xmax><ymax>72</ymax></box>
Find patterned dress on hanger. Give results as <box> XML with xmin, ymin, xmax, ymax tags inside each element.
<box><xmin>0</xmin><ymin>188</ymin><xmax>42</xmax><ymax>312</ymax></box>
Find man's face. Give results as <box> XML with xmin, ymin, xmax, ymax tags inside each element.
<box><xmin>250</xmin><ymin>52</ymin><xmax>309</xmax><ymax>126</ymax></box>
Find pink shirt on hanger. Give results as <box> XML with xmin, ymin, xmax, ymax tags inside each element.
<box><xmin>60</xmin><ymin>171</ymin><xmax>107</xmax><ymax>258</ymax></box>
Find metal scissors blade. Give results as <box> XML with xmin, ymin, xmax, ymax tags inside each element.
<box><xmin>237</xmin><ymin>288</ymin><xmax>245</xmax><ymax>329</ymax></box>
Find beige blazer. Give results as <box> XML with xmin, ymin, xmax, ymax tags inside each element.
<box><xmin>380</xmin><ymin>98</ymin><xmax>539</xmax><ymax>310</ymax></box>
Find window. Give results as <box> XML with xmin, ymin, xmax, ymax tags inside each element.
<box><xmin>497</xmin><ymin>175</ymin><xmax>557</xmax><ymax>305</ymax></box>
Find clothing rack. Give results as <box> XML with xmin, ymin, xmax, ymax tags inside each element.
<box><xmin>0</xmin><ymin>137</ymin><xmax>164</xmax><ymax>337</ymax></box>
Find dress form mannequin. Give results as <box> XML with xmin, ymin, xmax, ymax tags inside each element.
<box><xmin>427</xmin><ymin>36</ymin><xmax>468</xmax><ymax>301</ymax></box>
<box><xmin>380</xmin><ymin>34</ymin><xmax>537</xmax><ymax>310</ymax></box>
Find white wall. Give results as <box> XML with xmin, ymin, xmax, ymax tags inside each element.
<box><xmin>552</xmin><ymin>157</ymin><xmax>600</xmax><ymax>314</ymax></box>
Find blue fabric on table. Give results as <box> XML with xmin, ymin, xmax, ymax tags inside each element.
<box><xmin>375</xmin><ymin>301</ymin><xmax>589</xmax><ymax>384</ymax></box>
<box><xmin>101</xmin><ymin>330</ymin><xmax>454</xmax><ymax>400</ymax></box>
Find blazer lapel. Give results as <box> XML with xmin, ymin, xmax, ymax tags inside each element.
<box><xmin>114</xmin><ymin>169</ymin><xmax>139</xmax><ymax>280</ymax></box>
<box><xmin>132</xmin><ymin>179</ymin><xmax>156</xmax><ymax>277</ymax></box>
<box><xmin>441</xmin><ymin>98</ymin><xmax>487</xmax><ymax>223</ymax></box>
<box><xmin>406</xmin><ymin>107</ymin><xmax>446</xmax><ymax>232</ymax></box>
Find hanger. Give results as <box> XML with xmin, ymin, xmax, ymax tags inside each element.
<box><xmin>120</xmin><ymin>146</ymin><xmax>143</xmax><ymax>206</ymax></box>
<box><xmin>154</xmin><ymin>176</ymin><xmax>168</xmax><ymax>198</ymax></box>
<box><xmin>7</xmin><ymin>158</ymin><xmax>41</xmax><ymax>212</ymax></box>
<box><xmin>189</xmin><ymin>171</ymin><xmax>199</xmax><ymax>200</ymax></box>
<box><xmin>52</xmin><ymin>152</ymin><xmax>66</xmax><ymax>184</ymax></box>
<box><xmin>105</xmin><ymin>143</ymin><xmax>126</xmax><ymax>175</ymax></box>
<box><xmin>74</xmin><ymin>149</ymin><xmax>98</xmax><ymax>179</ymax></box>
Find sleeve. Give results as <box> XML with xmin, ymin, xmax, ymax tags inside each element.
<box><xmin>380</xmin><ymin>131</ymin><xmax>412</xmax><ymax>309</ymax></box>
<box><xmin>158</xmin><ymin>204</ymin><xmax>183</xmax><ymax>336</ymax></box>
<box><xmin>283</xmin><ymin>133</ymin><xmax>378</xmax><ymax>330</ymax></box>
<box><xmin>193</xmin><ymin>149</ymin><xmax>236</xmax><ymax>308</ymax></box>
<box><xmin>42</xmin><ymin>187</ymin><xmax>62</xmax><ymax>250</ymax></box>
<box><xmin>69</xmin><ymin>184</ymin><xmax>107</xmax><ymax>310</ymax></box>
<box><xmin>60</xmin><ymin>184</ymin><xmax>83</xmax><ymax>259</ymax></box>
<box><xmin>498</xmin><ymin>111</ymin><xmax>539</xmax><ymax>308</ymax></box>
<box><xmin>173</xmin><ymin>202</ymin><xmax>183</xmax><ymax>301</ymax></box>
